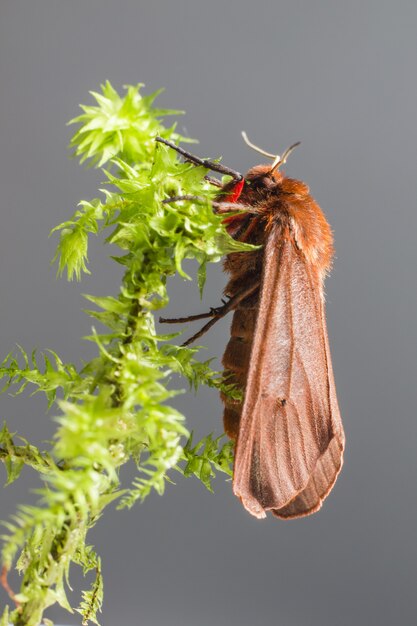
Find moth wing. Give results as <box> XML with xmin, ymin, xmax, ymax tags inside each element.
<box><xmin>233</xmin><ymin>224</ymin><xmax>345</xmax><ymax>519</ymax></box>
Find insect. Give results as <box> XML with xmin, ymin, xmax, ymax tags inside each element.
<box><xmin>157</xmin><ymin>134</ymin><xmax>345</xmax><ymax>520</ymax></box>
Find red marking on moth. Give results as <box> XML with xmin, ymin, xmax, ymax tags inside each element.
<box><xmin>222</xmin><ymin>179</ymin><xmax>246</xmax><ymax>229</ymax></box>
<box><xmin>225</xmin><ymin>178</ymin><xmax>244</xmax><ymax>203</ymax></box>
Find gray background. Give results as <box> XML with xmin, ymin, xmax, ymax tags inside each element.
<box><xmin>0</xmin><ymin>1</ymin><xmax>416</xmax><ymax>625</ymax></box>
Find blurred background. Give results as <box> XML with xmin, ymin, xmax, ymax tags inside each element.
<box><xmin>0</xmin><ymin>1</ymin><xmax>417</xmax><ymax>624</ymax></box>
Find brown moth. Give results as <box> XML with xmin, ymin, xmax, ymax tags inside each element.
<box><xmin>157</xmin><ymin>135</ymin><xmax>345</xmax><ymax>520</ymax></box>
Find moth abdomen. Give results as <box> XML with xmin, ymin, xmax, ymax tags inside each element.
<box><xmin>221</xmin><ymin>298</ymin><xmax>259</xmax><ymax>440</ymax></box>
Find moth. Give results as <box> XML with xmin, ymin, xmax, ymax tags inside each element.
<box><xmin>157</xmin><ymin>134</ymin><xmax>345</xmax><ymax>520</ymax></box>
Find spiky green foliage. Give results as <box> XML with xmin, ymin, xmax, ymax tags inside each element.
<box><xmin>68</xmin><ymin>80</ymin><xmax>192</xmax><ymax>168</ymax></box>
<box><xmin>0</xmin><ymin>82</ymin><xmax>253</xmax><ymax>625</ymax></box>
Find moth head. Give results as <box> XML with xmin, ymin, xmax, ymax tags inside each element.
<box><xmin>241</xmin><ymin>132</ymin><xmax>301</xmax><ymax>195</ymax></box>
<box><xmin>244</xmin><ymin>164</ymin><xmax>283</xmax><ymax>194</ymax></box>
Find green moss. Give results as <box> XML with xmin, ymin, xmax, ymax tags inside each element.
<box><xmin>0</xmin><ymin>82</ymin><xmax>254</xmax><ymax>626</ymax></box>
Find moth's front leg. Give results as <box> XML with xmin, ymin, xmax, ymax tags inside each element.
<box><xmin>159</xmin><ymin>282</ymin><xmax>260</xmax><ymax>346</ymax></box>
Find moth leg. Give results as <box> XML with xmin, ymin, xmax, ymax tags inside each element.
<box><xmin>159</xmin><ymin>309</ymin><xmax>219</xmax><ymax>324</ymax></box>
<box><xmin>213</xmin><ymin>201</ymin><xmax>250</xmax><ymax>214</ymax></box>
<box><xmin>205</xmin><ymin>175</ymin><xmax>222</xmax><ymax>187</ymax></box>
<box><xmin>162</xmin><ymin>195</ymin><xmax>248</xmax><ymax>214</ymax></box>
<box><xmin>159</xmin><ymin>296</ymin><xmax>233</xmax><ymax>325</ymax></box>
<box><xmin>181</xmin><ymin>281</ymin><xmax>260</xmax><ymax>347</ymax></box>
<box><xmin>155</xmin><ymin>136</ymin><xmax>243</xmax><ymax>181</ymax></box>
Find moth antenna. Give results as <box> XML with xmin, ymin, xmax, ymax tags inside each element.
<box><xmin>241</xmin><ymin>131</ymin><xmax>277</xmax><ymax>158</ymax></box>
<box><xmin>270</xmin><ymin>141</ymin><xmax>301</xmax><ymax>173</ymax></box>
<box><xmin>241</xmin><ymin>132</ymin><xmax>301</xmax><ymax>173</ymax></box>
